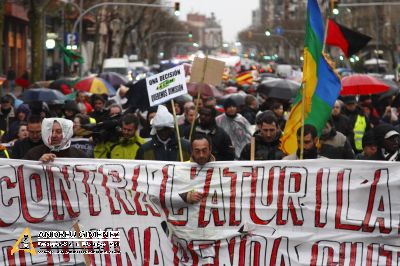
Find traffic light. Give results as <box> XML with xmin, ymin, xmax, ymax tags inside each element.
<box><xmin>188</xmin><ymin>31</ymin><xmax>193</xmax><ymax>39</ymax></box>
<box><xmin>174</xmin><ymin>2</ymin><xmax>180</xmax><ymax>16</ymax></box>
<box><xmin>248</xmin><ymin>31</ymin><xmax>253</xmax><ymax>39</ymax></box>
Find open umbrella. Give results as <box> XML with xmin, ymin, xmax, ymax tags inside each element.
<box><xmin>49</xmin><ymin>78</ymin><xmax>79</xmax><ymax>94</ymax></box>
<box><xmin>15</xmin><ymin>78</ymin><xmax>30</xmax><ymax>89</ymax></box>
<box><xmin>340</xmin><ymin>74</ymin><xmax>389</xmax><ymax>95</ymax></box>
<box><xmin>21</xmin><ymin>88</ymin><xmax>66</xmax><ymax>104</ymax></box>
<box><xmin>98</xmin><ymin>72</ymin><xmax>129</xmax><ymax>89</ymax></box>
<box><xmin>377</xmin><ymin>79</ymin><xmax>400</xmax><ymax>101</ymax></box>
<box><xmin>187</xmin><ymin>83</ymin><xmax>223</xmax><ymax>99</ymax></box>
<box><xmin>222</xmin><ymin>93</ymin><xmax>246</xmax><ymax>106</ymax></box>
<box><xmin>257</xmin><ymin>78</ymin><xmax>300</xmax><ymax>100</ymax></box>
<box><xmin>74</xmin><ymin>77</ymin><xmax>116</xmax><ymax>95</ymax></box>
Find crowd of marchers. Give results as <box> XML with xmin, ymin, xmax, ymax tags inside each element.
<box><xmin>0</xmin><ymin>76</ymin><xmax>399</xmax><ymax>163</ymax></box>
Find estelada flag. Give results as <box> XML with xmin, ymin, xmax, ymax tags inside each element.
<box><xmin>326</xmin><ymin>19</ymin><xmax>371</xmax><ymax>58</ymax></box>
<box><xmin>235</xmin><ymin>70</ymin><xmax>253</xmax><ymax>86</ymax></box>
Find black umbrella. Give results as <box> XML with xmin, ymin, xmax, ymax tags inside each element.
<box><xmin>49</xmin><ymin>78</ymin><xmax>79</xmax><ymax>94</ymax></box>
<box><xmin>98</xmin><ymin>72</ymin><xmax>129</xmax><ymax>89</ymax></box>
<box><xmin>222</xmin><ymin>93</ymin><xmax>246</xmax><ymax>106</ymax></box>
<box><xmin>21</xmin><ymin>88</ymin><xmax>66</xmax><ymax>104</ymax></box>
<box><xmin>257</xmin><ymin>78</ymin><xmax>300</xmax><ymax>100</ymax></box>
<box><xmin>377</xmin><ymin>79</ymin><xmax>400</xmax><ymax>101</ymax></box>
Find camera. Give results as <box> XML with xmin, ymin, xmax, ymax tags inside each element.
<box><xmin>81</xmin><ymin>115</ymin><xmax>122</xmax><ymax>143</ymax></box>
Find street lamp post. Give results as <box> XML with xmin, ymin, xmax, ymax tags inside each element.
<box><xmin>263</xmin><ymin>31</ymin><xmax>298</xmax><ymax>63</ymax></box>
<box><xmin>337</xmin><ymin>1</ymin><xmax>400</xmax><ymax>72</ymax></box>
<box><xmin>60</xmin><ymin>0</ymin><xmax>83</xmax><ymax>77</ymax></box>
<box><xmin>72</xmin><ymin>2</ymin><xmax>174</xmax><ymax>35</ymax></box>
<box><xmin>146</xmin><ymin>32</ymin><xmax>190</xmax><ymax>64</ymax></box>
<box><xmin>70</xmin><ymin>2</ymin><xmax>175</xmax><ymax>75</ymax></box>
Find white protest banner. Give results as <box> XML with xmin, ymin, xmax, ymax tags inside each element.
<box><xmin>146</xmin><ymin>65</ymin><xmax>188</xmax><ymax>107</ymax></box>
<box><xmin>0</xmin><ymin>159</ymin><xmax>399</xmax><ymax>265</ymax></box>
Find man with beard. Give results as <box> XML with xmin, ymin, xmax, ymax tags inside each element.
<box><xmin>182</xmin><ymin>106</ymin><xmax>235</xmax><ymax>161</ymax></box>
<box><xmin>135</xmin><ymin>105</ymin><xmax>191</xmax><ymax>161</ymax></box>
<box><xmin>370</xmin><ymin>124</ymin><xmax>400</xmax><ymax>161</ymax></box>
<box><xmin>215</xmin><ymin>98</ymin><xmax>252</xmax><ymax>159</ymax></box>
<box><xmin>319</xmin><ymin>118</ymin><xmax>355</xmax><ymax>159</ymax></box>
<box><xmin>240</xmin><ymin>113</ymin><xmax>284</xmax><ymax>160</ymax></box>
<box><xmin>108</xmin><ymin>113</ymin><xmax>145</xmax><ymax>159</ymax></box>
<box><xmin>283</xmin><ymin>124</ymin><xmax>325</xmax><ymax>160</ymax></box>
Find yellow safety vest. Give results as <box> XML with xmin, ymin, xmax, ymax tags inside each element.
<box><xmin>354</xmin><ymin>115</ymin><xmax>366</xmax><ymax>151</ymax></box>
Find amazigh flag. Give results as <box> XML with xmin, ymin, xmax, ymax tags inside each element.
<box><xmin>59</xmin><ymin>43</ymin><xmax>84</xmax><ymax>66</ymax></box>
<box><xmin>326</xmin><ymin>19</ymin><xmax>371</xmax><ymax>58</ymax></box>
<box><xmin>280</xmin><ymin>0</ymin><xmax>341</xmax><ymax>155</ymax></box>
<box><xmin>235</xmin><ymin>70</ymin><xmax>253</xmax><ymax>86</ymax></box>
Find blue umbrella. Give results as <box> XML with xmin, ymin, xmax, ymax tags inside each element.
<box><xmin>21</xmin><ymin>88</ymin><xmax>67</xmax><ymax>104</ymax></box>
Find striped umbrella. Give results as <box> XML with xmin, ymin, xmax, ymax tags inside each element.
<box><xmin>74</xmin><ymin>77</ymin><xmax>116</xmax><ymax>95</ymax></box>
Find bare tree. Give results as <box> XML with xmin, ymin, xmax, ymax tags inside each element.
<box><xmin>0</xmin><ymin>2</ymin><xmax>4</xmax><ymax>74</ymax></box>
<box><xmin>25</xmin><ymin>0</ymin><xmax>51</xmax><ymax>82</ymax></box>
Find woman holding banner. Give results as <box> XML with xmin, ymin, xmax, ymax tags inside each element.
<box><xmin>24</xmin><ymin>118</ymin><xmax>88</xmax><ymax>162</ymax></box>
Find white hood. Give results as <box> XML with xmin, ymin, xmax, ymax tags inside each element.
<box><xmin>41</xmin><ymin>118</ymin><xmax>73</xmax><ymax>152</ymax></box>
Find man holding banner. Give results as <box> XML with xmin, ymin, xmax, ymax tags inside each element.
<box><xmin>283</xmin><ymin>124</ymin><xmax>324</xmax><ymax>160</ymax></box>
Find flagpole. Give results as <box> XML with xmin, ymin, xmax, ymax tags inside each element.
<box><xmin>322</xmin><ymin>0</ymin><xmax>333</xmax><ymax>53</ymax></box>
<box><xmin>300</xmin><ymin>82</ymin><xmax>305</xmax><ymax>160</ymax></box>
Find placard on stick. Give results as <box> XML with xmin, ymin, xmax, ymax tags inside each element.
<box><xmin>190</xmin><ymin>57</ymin><xmax>225</xmax><ymax>86</ymax></box>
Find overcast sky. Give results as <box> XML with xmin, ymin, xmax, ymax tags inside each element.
<box><xmin>179</xmin><ymin>0</ymin><xmax>259</xmax><ymax>42</ymax></box>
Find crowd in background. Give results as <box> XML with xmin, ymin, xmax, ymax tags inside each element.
<box><xmin>0</xmin><ymin>66</ymin><xmax>399</xmax><ymax>162</ymax></box>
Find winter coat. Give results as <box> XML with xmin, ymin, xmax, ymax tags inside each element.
<box><xmin>0</xmin><ymin>107</ymin><xmax>16</xmax><ymax>136</ymax></box>
<box><xmin>215</xmin><ymin>113</ymin><xmax>252</xmax><ymax>159</ymax></box>
<box><xmin>108</xmin><ymin>133</ymin><xmax>145</xmax><ymax>159</ymax></box>
<box><xmin>3</xmin><ymin>104</ymin><xmax>30</xmax><ymax>142</ymax></box>
<box><xmin>320</xmin><ymin>130</ymin><xmax>355</xmax><ymax>159</ymax></box>
<box><xmin>240</xmin><ymin>132</ymin><xmax>284</xmax><ymax>161</ymax></box>
<box><xmin>332</xmin><ymin>113</ymin><xmax>352</xmax><ymax>137</ymax></box>
<box><xmin>186</xmin><ymin>123</ymin><xmax>235</xmax><ymax>161</ymax></box>
<box><xmin>23</xmin><ymin>144</ymin><xmax>88</xmax><ymax>160</ymax></box>
<box><xmin>135</xmin><ymin>134</ymin><xmax>191</xmax><ymax>161</ymax></box>
<box><xmin>240</xmin><ymin>106</ymin><xmax>257</xmax><ymax>125</ymax></box>
<box><xmin>11</xmin><ymin>138</ymin><xmax>44</xmax><ymax>159</ymax></box>
<box><xmin>90</xmin><ymin>109</ymin><xmax>109</xmax><ymax>123</ymax></box>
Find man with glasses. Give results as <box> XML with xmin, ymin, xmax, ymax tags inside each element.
<box><xmin>11</xmin><ymin>115</ymin><xmax>43</xmax><ymax>159</ymax></box>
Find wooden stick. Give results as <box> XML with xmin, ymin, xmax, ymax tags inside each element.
<box><xmin>171</xmin><ymin>99</ymin><xmax>184</xmax><ymax>162</ymax></box>
<box><xmin>250</xmin><ymin>137</ymin><xmax>255</xmax><ymax>161</ymax></box>
<box><xmin>189</xmin><ymin>52</ymin><xmax>209</xmax><ymax>142</ymax></box>
<box><xmin>73</xmin><ymin>222</ymin><xmax>91</xmax><ymax>266</ymax></box>
<box><xmin>300</xmin><ymin>82</ymin><xmax>306</xmax><ymax>160</ymax></box>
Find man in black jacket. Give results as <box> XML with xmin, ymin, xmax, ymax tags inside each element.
<box><xmin>11</xmin><ymin>115</ymin><xmax>43</xmax><ymax>159</ymax></box>
<box><xmin>370</xmin><ymin>124</ymin><xmax>400</xmax><ymax>161</ymax></box>
<box><xmin>240</xmin><ymin>113</ymin><xmax>284</xmax><ymax>160</ymax></box>
<box><xmin>181</xmin><ymin>106</ymin><xmax>235</xmax><ymax>161</ymax></box>
<box><xmin>136</xmin><ymin>105</ymin><xmax>191</xmax><ymax>161</ymax></box>
<box><xmin>319</xmin><ymin>118</ymin><xmax>355</xmax><ymax>159</ymax></box>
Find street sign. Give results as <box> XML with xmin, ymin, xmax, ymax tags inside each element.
<box><xmin>275</xmin><ymin>26</ymin><xmax>283</xmax><ymax>35</ymax></box>
<box><xmin>65</xmin><ymin>33</ymin><xmax>79</xmax><ymax>46</ymax></box>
